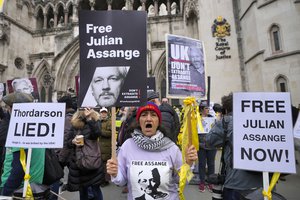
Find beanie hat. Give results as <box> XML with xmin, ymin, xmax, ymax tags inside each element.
<box><xmin>147</xmin><ymin>91</ymin><xmax>159</xmax><ymax>101</ymax></box>
<box><xmin>136</xmin><ymin>102</ymin><xmax>162</xmax><ymax>124</ymax></box>
<box><xmin>3</xmin><ymin>92</ymin><xmax>34</xmax><ymax>107</ymax></box>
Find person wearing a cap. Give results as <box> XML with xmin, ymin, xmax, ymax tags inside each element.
<box><xmin>197</xmin><ymin>100</ymin><xmax>216</xmax><ymax>193</ymax></box>
<box><xmin>0</xmin><ymin>93</ymin><xmax>46</xmax><ymax>196</ymax></box>
<box><xmin>98</xmin><ymin>107</ymin><xmax>112</xmax><ymax>187</ymax></box>
<box><xmin>106</xmin><ymin>102</ymin><xmax>198</xmax><ymax>200</ymax></box>
<box><xmin>147</xmin><ymin>91</ymin><xmax>180</xmax><ymax>144</ymax></box>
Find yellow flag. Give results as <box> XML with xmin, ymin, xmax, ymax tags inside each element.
<box><xmin>20</xmin><ymin>148</ymin><xmax>33</xmax><ymax>198</ymax></box>
<box><xmin>262</xmin><ymin>172</ymin><xmax>281</xmax><ymax>200</ymax></box>
<box><xmin>178</xmin><ymin>97</ymin><xmax>199</xmax><ymax>200</ymax></box>
<box><xmin>0</xmin><ymin>0</ymin><xmax>5</xmax><ymax>12</ymax></box>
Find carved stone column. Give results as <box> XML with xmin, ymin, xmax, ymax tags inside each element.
<box><xmin>64</xmin><ymin>10</ymin><xmax>68</xmax><ymax>25</ymax></box>
<box><xmin>107</xmin><ymin>0</ymin><xmax>113</xmax><ymax>10</ymax></box>
<box><xmin>154</xmin><ymin>0</ymin><xmax>158</xmax><ymax>16</ymax></box>
<box><xmin>54</xmin><ymin>11</ymin><xmax>58</xmax><ymax>28</ymax></box>
<box><xmin>125</xmin><ymin>0</ymin><xmax>133</xmax><ymax>10</ymax></box>
<box><xmin>72</xmin><ymin>2</ymin><xmax>79</xmax><ymax>23</ymax></box>
<box><xmin>141</xmin><ymin>0</ymin><xmax>146</xmax><ymax>11</ymax></box>
<box><xmin>43</xmin><ymin>14</ymin><xmax>47</xmax><ymax>29</ymax></box>
<box><xmin>89</xmin><ymin>0</ymin><xmax>95</xmax><ymax>10</ymax></box>
<box><xmin>167</xmin><ymin>0</ymin><xmax>171</xmax><ymax>15</ymax></box>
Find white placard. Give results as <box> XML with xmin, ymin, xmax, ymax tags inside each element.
<box><xmin>293</xmin><ymin>112</ymin><xmax>300</xmax><ymax>139</ymax></box>
<box><xmin>233</xmin><ymin>92</ymin><xmax>296</xmax><ymax>173</ymax></box>
<box><xmin>5</xmin><ymin>103</ymin><xmax>65</xmax><ymax>148</ymax></box>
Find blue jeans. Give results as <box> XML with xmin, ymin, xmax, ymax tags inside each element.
<box><xmin>198</xmin><ymin>148</ymin><xmax>217</xmax><ymax>183</ymax></box>
<box><xmin>79</xmin><ymin>185</ymin><xmax>103</xmax><ymax>200</ymax></box>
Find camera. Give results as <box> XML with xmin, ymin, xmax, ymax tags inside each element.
<box><xmin>207</xmin><ymin>173</ymin><xmax>225</xmax><ymax>200</ymax></box>
<box><xmin>212</xmin><ymin>184</ymin><xmax>223</xmax><ymax>200</ymax></box>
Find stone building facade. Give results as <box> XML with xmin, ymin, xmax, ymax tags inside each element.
<box><xmin>0</xmin><ymin>0</ymin><xmax>299</xmax><ymax>106</ymax></box>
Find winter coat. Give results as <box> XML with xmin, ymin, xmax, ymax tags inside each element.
<box><xmin>159</xmin><ymin>103</ymin><xmax>180</xmax><ymax>143</ymax></box>
<box><xmin>99</xmin><ymin>116</ymin><xmax>112</xmax><ymax>162</ymax></box>
<box><xmin>66</xmin><ymin>116</ymin><xmax>105</xmax><ymax>192</ymax></box>
<box><xmin>0</xmin><ymin>113</ymin><xmax>10</xmax><ymax>174</ymax></box>
<box><xmin>205</xmin><ymin>115</ymin><xmax>262</xmax><ymax>190</ymax></box>
<box><xmin>57</xmin><ymin>108</ymin><xmax>75</xmax><ymax>166</ymax></box>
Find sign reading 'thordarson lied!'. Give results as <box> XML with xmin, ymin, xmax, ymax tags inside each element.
<box><xmin>79</xmin><ymin>10</ymin><xmax>147</xmax><ymax>108</ymax></box>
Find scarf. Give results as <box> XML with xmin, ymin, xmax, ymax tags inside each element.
<box><xmin>131</xmin><ymin>129</ymin><xmax>174</xmax><ymax>151</ymax></box>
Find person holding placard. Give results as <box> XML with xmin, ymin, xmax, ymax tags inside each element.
<box><xmin>65</xmin><ymin>107</ymin><xmax>105</xmax><ymax>200</ymax></box>
<box><xmin>106</xmin><ymin>102</ymin><xmax>198</xmax><ymax>200</ymax></box>
<box><xmin>197</xmin><ymin>100</ymin><xmax>216</xmax><ymax>193</ymax></box>
<box><xmin>0</xmin><ymin>93</ymin><xmax>45</xmax><ymax>196</ymax></box>
<box><xmin>206</xmin><ymin>93</ymin><xmax>262</xmax><ymax>200</ymax></box>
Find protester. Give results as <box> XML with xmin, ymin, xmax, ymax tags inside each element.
<box><xmin>98</xmin><ymin>107</ymin><xmax>112</xmax><ymax>187</ymax></box>
<box><xmin>0</xmin><ymin>93</ymin><xmax>46</xmax><ymax>196</ymax></box>
<box><xmin>90</xmin><ymin>66</ymin><xmax>129</xmax><ymax>107</ymax></box>
<box><xmin>65</xmin><ymin>107</ymin><xmax>105</xmax><ymax>200</ymax></box>
<box><xmin>57</xmin><ymin>95</ymin><xmax>76</xmax><ymax>167</ymax></box>
<box><xmin>117</xmin><ymin>106</ymin><xmax>137</xmax><ymax>148</ymax></box>
<box><xmin>197</xmin><ymin>100</ymin><xmax>217</xmax><ymax>192</ymax></box>
<box><xmin>147</xmin><ymin>91</ymin><xmax>180</xmax><ymax>143</ymax></box>
<box><xmin>206</xmin><ymin>93</ymin><xmax>263</xmax><ymax>199</ymax></box>
<box><xmin>107</xmin><ymin>102</ymin><xmax>198</xmax><ymax>200</ymax></box>
<box><xmin>116</xmin><ymin>106</ymin><xmax>137</xmax><ymax>194</ymax></box>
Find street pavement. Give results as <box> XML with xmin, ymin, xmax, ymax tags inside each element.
<box><xmin>58</xmin><ymin>159</ymin><xmax>300</xmax><ymax>200</ymax></box>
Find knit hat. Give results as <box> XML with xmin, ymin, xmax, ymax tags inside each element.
<box><xmin>2</xmin><ymin>92</ymin><xmax>34</xmax><ymax>107</ymax></box>
<box><xmin>136</xmin><ymin>102</ymin><xmax>162</xmax><ymax>124</ymax></box>
<box><xmin>147</xmin><ymin>91</ymin><xmax>159</xmax><ymax>101</ymax></box>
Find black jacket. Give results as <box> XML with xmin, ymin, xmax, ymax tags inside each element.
<box><xmin>66</xmin><ymin>119</ymin><xmax>105</xmax><ymax>191</ymax></box>
<box><xmin>159</xmin><ymin>103</ymin><xmax>180</xmax><ymax>143</ymax></box>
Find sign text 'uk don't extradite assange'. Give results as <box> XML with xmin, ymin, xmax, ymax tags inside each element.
<box><xmin>5</xmin><ymin>103</ymin><xmax>65</xmax><ymax>148</ymax></box>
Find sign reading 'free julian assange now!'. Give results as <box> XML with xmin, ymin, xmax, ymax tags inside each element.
<box><xmin>79</xmin><ymin>11</ymin><xmax>147</xmax><ymax>108</ymax></box>
<box><xmin>233</xmin><ymin>92</ymin><xmax>296</xmax><ymax>173</ymax></box>
<box><xmin>5</xmin><ymin>103</ymin><xmax>66</xmax><ymax>148</ymax></box>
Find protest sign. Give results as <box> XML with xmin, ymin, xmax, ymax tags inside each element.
<box><xmin>147</xmin><ymin>77</ymin><xmax>156</xmax><ymax>93</ymax></box>
<box><xmin>79</xmin><ymin>10</ymin><xmax>147</xmax><ymax>108</ymax></box>
<box><xmin>233</xmin><ymin>92</ymin><xmax>296</xmax><ymax>173</ymax></box>
<box><xmin>7</xmin><ymin>78</ymin><xmax>40</xmax><ymax>102</ymax></box>
<box><xmin>5</xmin><ymin>103</ymin><xmax>65</xmax><ymax>148</ymax></box>
<box><xmin>166</xmin><ymin>34</ymin><xmax>206</xmax><ymax>99</ymax></box>
<box><xmin>294</xmin><ymin>111</ymin><xmax>300</xmax><ymax>139</ymax></box>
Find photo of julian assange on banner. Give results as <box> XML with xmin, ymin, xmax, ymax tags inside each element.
<box><xmin>78</xmin><ymin>10</ymin><xmax>147</xmax><ymax>108</ymax></box>
<box><xmin>166</xmin><ymin>34</ymin><xmax>206</xmax><ymax>99</ymax></box>
<box><xmin>7</xmin><ymin>77</ymin><xmax>40</xmax><ymax>102</ymax></box>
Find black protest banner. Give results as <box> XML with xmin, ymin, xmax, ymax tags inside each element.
<box><xmin>79</xmin><ymin>10</ymin><xmax>147</xmax><ymax>108</ymax></box>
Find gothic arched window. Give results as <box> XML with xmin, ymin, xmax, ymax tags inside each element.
<box><xmin>270</xmin><ymin>24</ymin><xmax>282</xmax><ymax>53</ymax></box>
<box><xmin>276</xmin><ymin>75</ymin><xmax>288</xmax><ymax>92</ymax></box>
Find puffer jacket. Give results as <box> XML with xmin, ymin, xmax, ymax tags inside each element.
<box><xmin>66</xmin><ymin>116</ymin><xmax>105</xmax><ymax>191</ymax></box>
<box><xmin>159</xmin><ymin>103</ymin><xmax>180</xmax><ymax>143</ymax></box>
<box><xmin>99</xmin><ymin>116</ymin><xmax>112</xmax><ymax>162</ymax></box>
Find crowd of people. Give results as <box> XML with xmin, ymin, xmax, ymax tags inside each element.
<box><xmin>0</xmin><ymin>80</ymin><xmax>299</xmax><ymax>200</ymax></box>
